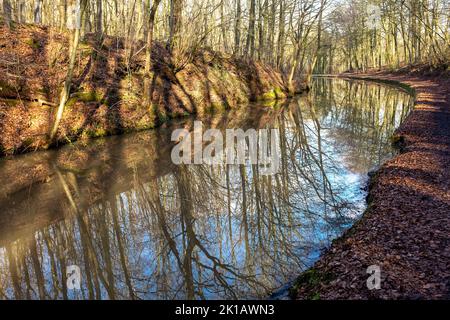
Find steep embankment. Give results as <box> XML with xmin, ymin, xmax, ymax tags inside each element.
<box><xmin>0</xmin><ymin>23</ymin><xmax>305</xmax><ymax>156</ymax></box>
<box><xmin>293</xmin><ymin>71</ymin><xmax>450</xmax><ymax>299</ymax></box>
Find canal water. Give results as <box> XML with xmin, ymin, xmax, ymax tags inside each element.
<box><xmin>0</xmin><ymin>78</ymin><xmax>414</xmax><ymax>299</ymax></box>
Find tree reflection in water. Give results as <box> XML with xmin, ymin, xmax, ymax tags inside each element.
<box><xmin>0</xmin><ymin>79</ymin><xmax>414</xmax><ymax>299</ymax></box>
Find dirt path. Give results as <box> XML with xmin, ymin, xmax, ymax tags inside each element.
<box><xmin>294</xmin><ymin>72</ymin><xmax>450</xmax><ymax>299</ymax></box>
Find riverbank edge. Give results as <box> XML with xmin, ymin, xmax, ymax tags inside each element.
<box><xmin>0</xmin><ymin>22</ymin><xmax>309</xmax><ymax>158</ymax></box>
<box><xmin>290</xmin><ymin>72</ymin><xmax>450</xmax><ymax>299</ymax></box>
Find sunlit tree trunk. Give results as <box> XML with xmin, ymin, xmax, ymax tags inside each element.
<box><xmin>59</xmin><ymin>0</ymin><xmax>68</xmax><ymax>31</ymax></box>
<box><xmin>220</xmin><ymin>0</ymin><xmax>227</xmax><ymax>51</ymax></box>
<box><xmin>50</xmin><ymin>0</ymin><xmax>86</xmax><ymax>141</ymax></box>
<box><xmin>34</xmin><ymin>0</ymin><xmax>43</xmax><ymax>24</ymax></box>
<box><xmin>16</xmin><ymin>0</ymin><xmax>25</xmax><ymax>23</ymax></box>
<box><xmin>276</xmin><ymin>0</ymin><xmax>285</xmax><ymax>69</ymax></box>
<box><xmin>245</xmin><ymin>0</ymin><xmax>256</xmax><ymax>58</ymax></box>
<box><xmin>234</xmin><ymin>0</ymin><xmax>241</xmax><ymax>54</ymax></box>
<box><xmin>144</xmin><ymin>0</ymin><xmax>161</xmax><ymax>104</ymax></box>
<box><xmin>168</xmin><ymin>0</ymin><xmax>182</xmax><ymax>49</ymax></box>
<box><xmin>308</xmin><ymin>0</ymin><xmax>325</xmax><ymax>81</ymax></box>
<box><xmin>2</xmin><ymin>0</ymin><xmax>12</xmax><ymax>28</ymax></box>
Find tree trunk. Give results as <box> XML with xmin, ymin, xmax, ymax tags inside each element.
<box><xmin>2</xmin><ymin>0</ymin><xmax>12</xmax><ymax>28</ymax></box>
<box><xmin>220</xmin><ymin>0</ymin><xmax>227</xmax><ymax>51</ymax></box>
<box><xmin>307</xmin><ymin>0</ymin><xmax>324</xmax><ymax>81</ymax></box>
<box><xmin>144</xmin><ymin>0</ymin><xmax>162</xmax><ymax>104</ymax></box>
<box><xmin>168</xmin><ymin>0</ymin><xmax>182</xmax><ymax>49</ymax></box>
<box><xmin>96</xmin><ymin>0</ymin><xmax>102</xmax><ymax>34</ymax></box>
<box><xmin>245</xmin><ymin>0</ymin><xmax>256</xmax><ymax>58</ymax></box>
<box><xmin>59</xmin><ymin>0</ymin><xmax>68</xmax><ymax>31</ymax></box>
<box><xmin>16</xmin><ymin>0</ymin><xmax>25</xmax><ymax>23</ymax></box>
<box><xmin>234</xmin><ymin>0</ymin><xmax>241</xmax><ymax>54</ymax></box>
<box><xmin>276</xmin><ymin>0</ymin><xmax>285</xmax><ymax>69</ymax></box>
<box><xmin>34</xmin><ymin>0</ymin><xmax>43</xmax><ymax>24</ymax></box>
<box><xmin>49</xmin><ymin>0</ymin><xmax>85</xmax><ymax>141</ymax></box>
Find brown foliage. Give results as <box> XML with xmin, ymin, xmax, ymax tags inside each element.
<box><xmin>295</xmin><ymin>72</ymin><xmax>450</xmax><ymax>300</ymax></box>
<box><xmin>0</xmin><ymin>22</ymin><xmax>306</xmax><ymax>156</ymax></box>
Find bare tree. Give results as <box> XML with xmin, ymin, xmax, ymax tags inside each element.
<box><xmin>34</xmin><ymin>0</ymin><xmax>43</xmax><ymax>24</ymax></box>
<box><xmin>144</xmin><ymin>0</ymin><xmax>162</xmax><ymax>103</ymax></box>
<box><xmin>2</xmin><ymin>0</ymin><xmax>12</xmax><ymax>28</ymax></box>
<box><xmin>168</xmin><ymin>0</ymin><xmax>183</xmax><ymax>49</ymax></box>
<box><xmin>49</xmin><ymin>0</ymin><xmax>86</xmax><ymax>141</ymax></box>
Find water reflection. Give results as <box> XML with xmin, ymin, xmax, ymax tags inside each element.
<box><xmin>0</xmin><ymin>78</ymin><xmax>413</xmax><ymax>299</ymax></box>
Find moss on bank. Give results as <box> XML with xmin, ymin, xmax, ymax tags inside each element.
<box><xmin>289</xmin><ymin>268</ymin><xmax>335</xmax><ymax>300</ymax></box>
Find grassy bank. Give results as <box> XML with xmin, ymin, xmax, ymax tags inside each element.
<box><xmin>0</xmin><ymin>22</ymin><xmax>307</xmax><ymax>156</ymax></box>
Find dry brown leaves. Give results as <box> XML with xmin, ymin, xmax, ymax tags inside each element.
<box><xmin>296</xmin><ymin>72</ymin><xmax>450</xmax><ymax>300</ymax></box>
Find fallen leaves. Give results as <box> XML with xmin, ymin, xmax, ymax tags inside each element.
<box><xmin>296</xmin><ymin>72</ymin><xmax>450</xmax><ymax>300</ymax></box>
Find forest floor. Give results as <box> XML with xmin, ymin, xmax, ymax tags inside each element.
<box><xmin>293</xmin><ymin>69</ymin><xmax>450</xmax><ymax>299</ymax></box>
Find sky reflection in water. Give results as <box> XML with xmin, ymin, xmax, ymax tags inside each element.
<box><xmin>0</xmin><ymin>78</ymin><xmax>414</xmax><ymax>299</ymax></box>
